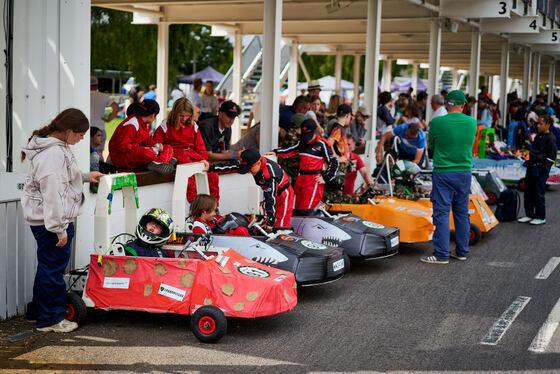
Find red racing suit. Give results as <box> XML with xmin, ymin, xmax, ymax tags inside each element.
<box><xmin>210</xmin><ymin>158</ymin><xmax>294</xmax><ymax>227</ymax></box>
<box><xmin>109</xmin><ymin>115</ymin><xmax>173</xmax><ymax>170</ymax></box>
<box><xmin>276</xmin><ymin>137</ymin><xmax>338</xmax><ymax>211</ymax></box>
<box><xmin>153</xmin><ymin>120</ymin><xmax>220</xmax><ymax>204</ymax></box>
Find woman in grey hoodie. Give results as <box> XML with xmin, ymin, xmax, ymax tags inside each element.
<box><xmin>21</xmin><ymin>108</ymin><xmax>103</xmax><ymax>333</ymax></box>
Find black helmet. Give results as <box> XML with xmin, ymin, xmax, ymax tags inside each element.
<box><xmin>136</xmin><ymin>208</ymin><xmax>174</xmax><ymax>246</ymax></box>
<box><xmin>213</xmin><ymin>213</ymin><xmax>250</xmax><ymax>234</ymax></box>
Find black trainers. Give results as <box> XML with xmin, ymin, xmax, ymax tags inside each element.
<box><xmin>147</xmin><ymin>161</ymin><xmax>174</xmax><ymax>175</ymax></box>
<box><xmin>450</xmin><ymin>252</ymin><xmax>467</xmax><ymax>261</ymax></box>
<box><xmin>420</xmin><ymin>255</ymin><xmax>449</xmax><ymax>264</ymax></box>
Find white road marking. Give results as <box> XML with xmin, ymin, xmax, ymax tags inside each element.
<box><xmin>534</xmin><ymin>257</ymin><xmax>560</xmax><ymax>280</ymax></box>
<box><xmin>480</xmin><ymin>296</ymin><xmax>531</xmax><ymax>346</ymax></box>
<box><xmin>528</xmin><ymin>296</ymin><xmax>560</xmax><ymax>353</ymax></box>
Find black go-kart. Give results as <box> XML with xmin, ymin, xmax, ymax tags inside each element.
<box><xmin>162</xmin><ymin>213</ymin><xmax>347</xmax><ymax>287</ymax></box>
<box><xmin>291</xmin><ymin>204</ymin><xmax>400</xmax><ymax>260</ymax></box>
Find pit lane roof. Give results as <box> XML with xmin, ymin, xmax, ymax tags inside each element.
<box><xmin>91</xmin><ymin>0</ymin><xmax>559</xmax><ymax>83</ymax></box>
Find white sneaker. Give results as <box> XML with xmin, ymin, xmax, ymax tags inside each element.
<box><xmin>517</xmin><ymin>216</ymin><xmax>532</xmax><ymax>223</ymax></box>
<box><xmin>529</xmin><ymin>218</ymin><xmax>546</xmax><ymax>225</ymax></box>
<box><xmin>37</xmin><ymin>319</ymin><xmax>78</xmax><ymax>333</ymax></box>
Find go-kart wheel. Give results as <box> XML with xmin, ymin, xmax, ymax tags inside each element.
<box><xmin>518</xmin><ymin>179</ymin><xmax>525</xmax><ymax>191</ymax></box>
<box><xmin>343</xmin><ymin>254</ymin><xmax>351</xmax><ymax>272</ymax></box>
<box><xmin>469</xmin><ymin>224</ymin><xmax>482</xmax><ymax>246</ymax></box>
<box><xmin>65</xmin><ymin>292</ymin><xmax>87</xmax><ymax>324</ymax></box>
<box><xmin>191</xmin><ymin>306</ymin><xmax>227</xmax><ymax>343</ymax></box>
<box><xmin>486</xmin><ymin>192</ymin><xmax>497</xmax><ymax>205</ymax></box>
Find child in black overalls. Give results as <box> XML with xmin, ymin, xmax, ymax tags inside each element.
<box><xmin>517</xmin><ymin>115</ymin><xmax>557</xmax><ymax>225</ymax></box>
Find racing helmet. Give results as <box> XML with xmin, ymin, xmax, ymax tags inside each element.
<box><xmin>392</xmin><ymin>160</ymin><xmax>421</xmax><ymax>182</ymax></box>
<box><xmin>213</xmin><ymin>212</ymin><xmax>250</xmax><ymax>234</ymax></box>
<box><xmin>136</xmin><ymin>208</ymin><xmax>174</xmax><ymax>246</ymax></box>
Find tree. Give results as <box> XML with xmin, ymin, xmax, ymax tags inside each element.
<box><xmin>91</xmin><ymin>8</ymin><xmax>233</xmax><ymax>89</ymax></box>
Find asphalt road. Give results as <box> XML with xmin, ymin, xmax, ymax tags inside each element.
<box><xmin>1</xmin><ymin>188</ymin><xmax>560</xmax><ymax>374</ymax></box>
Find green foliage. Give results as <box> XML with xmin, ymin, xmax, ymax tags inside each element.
<box><xmin>91</xmin><ymin>8</ymin><xmax>233</xmax><ymax>89</ymax></box>
<box><xmin>299</xmin><ymin>54</ymin><xmax>367</xmax><ymax>84</ymax></box>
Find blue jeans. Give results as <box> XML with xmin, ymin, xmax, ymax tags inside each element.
<box><xmin>26</xmin><ymin>223</ymin><xmax>74</xmax><ymax>328</ymax></box>
<box><xmin>431</xmin><ymin>172</ymin><xmax>471</xmax><ymax>259</ymax></box>
<box><xmin>524</xmin><ymin>165</ymin><xmax>550</xmax><ymax>219</ymax></box>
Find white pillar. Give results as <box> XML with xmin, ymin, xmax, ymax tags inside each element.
<box><xmin>335</xmin><ymin>49</ymin><xmax>343</xmax><ymax>94</ymax></box>
<box><xmin>156</xmin><ymin>23</ymin><xmax>169</xmax><ymax>127</ymax></box>
<box><xmin>500</xmin><ymin>41</ymin><xmax>510</xmax><ymax>129</ymax></box>
<box><xmin>522</xmin><ymin>48</ymin><xmax>532</xmax><ymax>100</ymax></box>
<box><xmin>383</xmin><ymin>59</ymin><xmax>392</xmax><ymax>92</ymax></box>
<box><xmin>427</xmin><ymin>18</ymin><xmax>441</xmax><ymax>121</ymax></box>
<box><xmin>411</xmin><ymin>62</ymin><xmax>418</xmax><ymax>96</ymax></box>
<box><xmin>288</xmin><ymin>41</ymin><xmax>299</xmax><ymax>104</ymax></box>
<box><xmin>260</xmin><ymin>0</ymin><xmax>282</xmax><ymax>152</ymax></box>
<box><xmin>364</xmin><ymin>0</ymin><xmax>381</xmax><ymax>141</ymax></box>
<box><xmin>353</xmin><ymin>53</ymin><xmax>361</xmax><ymax>112</ymax></box>
<box><xmin>469</xmin><ymin>30</ymin><xmax>481</xmax><ymax>118</ymax></box>
<box><xmin>298</xmin><ymin>54</ymin><xmax>311</xmax><ymax>83</ymax></box>
<box><xmin>532</xmin><ymin>52</ymin><xmax>541</xmax><ymax>100</ymax></box>
<box><xmin>548</xmin><ymin>59</ymin><xmax>556</xmax><ymax>104</ymax></box>
<box><xmin>452</xmin><ymin>68</ymin><xmax>458</xmax><ymax>90</ymax></box>
<box><xmin>232</xmin><ymin>33</ymin><xmax>243</xmax><ymax>143</ymax></box>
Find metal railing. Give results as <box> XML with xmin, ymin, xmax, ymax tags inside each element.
<box><xmin>0</xmin><ymin>199</ymin><xmax>37</xmax><ymax>320</ymax></box>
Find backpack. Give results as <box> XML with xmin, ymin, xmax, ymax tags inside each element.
<box><xmin>494</xmin><ymin>189</ymin><xmax>520</xmax><ymax>222</ymax></box>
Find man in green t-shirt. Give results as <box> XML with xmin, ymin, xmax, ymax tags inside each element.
<box><xmin>421</xmin><ymin>90</ymin><xmax>477</xmax><ymax>264</ymax></box>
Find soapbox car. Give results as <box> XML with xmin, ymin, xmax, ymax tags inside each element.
<box><xmin>473</xmin><ymin>158</ymin><xmax>560</xmax><ymax>190</ymax></box>
<box><xmin>471</xmin><ymin>169</ymin><xmax>507</xmax><ymax>205</ymax></box>
<box><xmin>65</xmin><ymin>171</ymin><xmax>297</xmax><ymax>343</ymax></box>
<box><xmin>290</xmin><ymin>205</ymin><xmax>400</xmax><ymax>260</ymax></box>
<box><xmin>162</xmin><ymin>213</ymin><xmax>347</xmax><ymax>287</ymax></box>
<box><xmin>329</xmin><ymin>158</ymin><xmax>497</xmax><ymax>245</ymax></box>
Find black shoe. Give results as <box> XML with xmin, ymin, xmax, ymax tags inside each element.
<box><xmin>146</xmin><ymin>161</ymin><xmax>174</xmax><ymax>175</ymax></box>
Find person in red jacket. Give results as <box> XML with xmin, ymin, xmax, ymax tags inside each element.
<box><xmin>210</xmin><ymin>149</ymin><xmax>294</xmax><ymax>229</ymax></box>
<box><xmin>274</xmin><ymin>119</ymin><xmax>338</xmax><ymax>214</ymax></box>
<box><xmin>153</xmin><ymin>98</ymin><xmax>220</xmax><ymax>203</ymax></box>
<box><xmin>109</xmin><ymin>100</ymin><xmax>175</xmax><ymax>174</ymax></box>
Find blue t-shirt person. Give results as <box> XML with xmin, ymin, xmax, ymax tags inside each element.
<box><xmin>392</xmin><ymin>123</ymin><xmax>426</xmax><ymax>156</ymax></box>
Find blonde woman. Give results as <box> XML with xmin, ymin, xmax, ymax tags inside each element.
<box><xmin>153</xmin><ymin>98</ymin><xmax>219</xmax><ymax>204</ymax></box>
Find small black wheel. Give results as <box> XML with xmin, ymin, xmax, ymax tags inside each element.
<box><xmin>486</xmin><ymin>192</ymin><xmax>497</xmax><ymax>205</ymax></box>
<box><xmin>66</xmin><ymin>292</ymin><xmax>87</xmax><ymax>324</ymax></box>
<box><xmin>191</xmin><ymin>306</ymin><xmax>227</xmax><ymax>343</ymax></box>
<box><xmin>343</xmin><ymin>254</ymin><xmax>351</xmax><ymax>272</ymax></box>
<box><xmin>469</xmin><ymin>224</ymin><xmax>482</xmax><ymax>246</ymax></box>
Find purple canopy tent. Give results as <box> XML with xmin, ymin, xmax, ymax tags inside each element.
<box><xmin>176</xmin><ymin>66</ymin><xmax>225</xmax><ymax>84</ymax></box>
<box><xmin>377</xmin><ymin>78</ymin><xmax>427</xmax><ymax>93</ymax></box>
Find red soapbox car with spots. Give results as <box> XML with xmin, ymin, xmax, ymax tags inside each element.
<box><xmin>65</xmin><ymin>170</ymin><xmax>297</xmax><ymax>343</ymax></box>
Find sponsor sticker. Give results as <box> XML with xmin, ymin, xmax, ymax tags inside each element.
<box><xmin>468</xmin><ymin>209</ymin><xmax>475</xmax><ymax>214</ymax></box>
<box><xmin>362</xmin><ymin>221</ymin><xmax>384</xmax><ymax>229</ymax></box>
<box><xmin>278</xmin><ymin>234</ymin><xmax>296</xmax><ymax>242</ymax></box>
<box><xmin>332</xmin><ymin>258</ymin><xmax>344</xmax><ymax>272</ymax></box>
<box><xmin>274</xmin><ymin>275</ymin><xmax>286</xmax><ymax>282</ymax></box>
<box><xmin>342</xmin><ymin>217</ymin><xmax>356</xmax><ymax>222</ymax></box>
<box><xmin>406</xmin><ymin>209</ymin><xmax>429</xmax><ymax>216</ymax></box>
<box><xmin>238</xmin><ymin>266</ymin><xmax>271</xmax><ymax>278</ymax></box>
<box><xmin>158</xmin><ymin>283</ymin><xmax>186</xmax><ymax>302</ymax></box>
<box><xmin>300</xmin><ymin>240</ymin><xmax>327</xmax><ymax>250</ymax></box>
<box><xmin>390</xmin><ymin>236</ymin><xmax>399</xmax><ymax>247</ymax></box>
<box><xmin>103</xmin><ymin>277</ymin><xmax>130</xmax><ymax>289</ymax></box>
<box><xmin>215</xmin><ymin>255</ymin><xmax>229</xmax><ymax>267</ymax></box>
